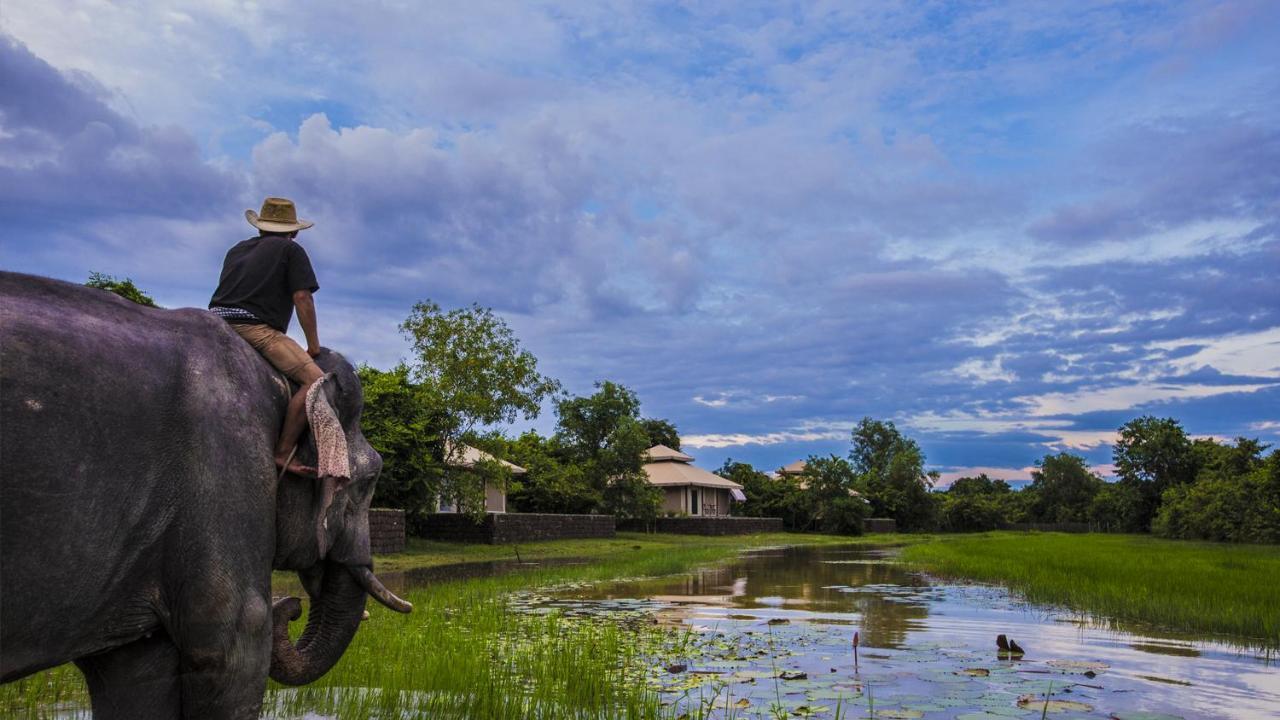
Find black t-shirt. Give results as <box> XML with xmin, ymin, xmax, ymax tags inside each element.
<box><xmin>208</xmin><ymin>235</ymin><xmax>319</xmax><ymax>332</ymax></box>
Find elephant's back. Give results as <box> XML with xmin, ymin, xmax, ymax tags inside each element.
<box><xmin>0</xmin><ymin>272</ymin><xmax>284</xmax><ymax>663</ymax></box>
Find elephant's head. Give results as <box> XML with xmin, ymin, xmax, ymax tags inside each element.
<box><xmin>268</xmin><ymin>349</ymin><xmax>411</xmax><ymax>686</ymax></box>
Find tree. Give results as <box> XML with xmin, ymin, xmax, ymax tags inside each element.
<box><xmin>640</xmin><ymin>418</ymin><xmax>681</xmax><ymax>450</ymax></box>
<box><xmin>719</xmin><ymin>460</ymin><xmax>815</xmax><ymax>530</ymax></box>
<box><xmin>1027</xmin><ymin>452</ymin><xmax>1103</xmax><ymax>523</ymax></box>
<box><xmin>357</xmin><ymin>364</ymin><xmax>448</xmax><ymax>533</ymax></box>
<box><xmin>399</xmin><ymin>300</ymin><xmax>561</xmax><ymax>514</ymax></box>
<box><xmin>802</xmin><ymin>455</ymin><xmax>869</xmax><ymax>534</ymax></box>
<box><xmin>554</xmin><ymin>382</ymin><xmax>661</xmax><ymax>521</ymax></box>
<box><xmin>1153</xmin><ymin>438</ymin><xmax>1278</xmax><ymax>543</ymax></box>
<box><xmin>1113</xmin><ymin>416</ymin><xmax>1197</xmax><ymax>530</ymax></box>
<box><xmin>86</xmin><ymin>272</ymin><xmax>157</xmax><ymax>307</ymax></box>
<box><xmin>555</xmin><ymin>381</ymin><xmax>641</xmax><ymax>458</ymax></box>
<box><xmin>849</xmin><ymin>418</ymin><xmax>937</xmax><ymax>531</ymax></box>
<box><xmin>401</xmin><ymin>301</ymin><xmax>560</xmax><ymax>434</ymax></box>
<box><xmin>1087</xmin><ymin>481</ymin><xmax>1144</xmax><ymax>533</ymax></box>
<box><xmin>939</xmin><ymin>474</ymin><xmax>1023</xmax><ymax>532</ymax></box>
<box><xmin>499</xmin><ymin>432</ymin><xmax>597</xmax><ymax>514</ymax></box>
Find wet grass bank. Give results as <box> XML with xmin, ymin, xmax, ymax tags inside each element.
<box><xmin>369</xmin><ymin>530</ymin><xmax>904</xmax><ymax>573</ymax></box>
<box><xmin>900</xmin><ymin>531</ymin><xmax>1280</xmax><ymax>648</ymax></box>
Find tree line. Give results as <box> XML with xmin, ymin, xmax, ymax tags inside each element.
<box><xmin>724</xmin><ymin>415</ymin><xmax>1278</xmax><ymax>544</ymax></box>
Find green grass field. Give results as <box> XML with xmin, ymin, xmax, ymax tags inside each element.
<box><xmin>900</xmin><ymin>531</ymin><xmax>1280</xmax><ymax>648</ymax></box>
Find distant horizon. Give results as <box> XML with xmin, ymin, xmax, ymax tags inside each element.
<box><xmin>3</xmin><ymin>2</ymin><xmax>1277</xmax><ymax>484</ymax></box>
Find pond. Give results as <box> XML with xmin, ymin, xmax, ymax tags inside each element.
<box><xmin>507</xmin><ymin>544</ymin><xmax>1279</xmax><ymax>720</ymax></box>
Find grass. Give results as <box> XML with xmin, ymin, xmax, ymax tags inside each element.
<box><xmin>368</xmin><ymin>531</ymin><xmax>904</xmax><ymax>573</ymax></box>
<box><xmin>3</xmin><ymin>531</ymin><xmax>878</xmax><ymax>719</ymax></box>
<box><xmin>900</xmin><ymin>531</ymin><xmax>1280</xmax><ymax>649</ymax></box>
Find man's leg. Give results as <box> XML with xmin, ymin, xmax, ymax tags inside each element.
<box><xmin>276</xmin><ymin>362</ymin><xmax>324</xmax><ymax>476</ymax></box>
<box><xmin>230</xmin><ymin>323</ymin><xmax>325</xmax><ymax>477</ymax></box>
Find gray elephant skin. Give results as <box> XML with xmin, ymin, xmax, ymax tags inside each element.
<box><xmin>0</xmin><ymin>271</ymin><xmax>412</xmax><ymax>719</ymax></box>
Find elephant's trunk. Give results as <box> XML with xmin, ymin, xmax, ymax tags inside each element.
<box><xmin>268</xmin><ymin>560</ymin><xmax>367</xmax><ymax>686</ymax></box>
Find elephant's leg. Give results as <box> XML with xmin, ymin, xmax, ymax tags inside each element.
<box><xmin>76</xmin><ymin>633</ymin><xmax>181</xmax><ymax>720</ymax></box>
<box><xmin>176</xmin><ymin>589</ymin><xmax>273</xmax><ymax>720</ymax></box>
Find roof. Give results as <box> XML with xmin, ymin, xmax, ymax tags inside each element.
<box><xmin>641</xmin><ymin>444</ymin><xmax>742</xmax><ymax>490</ymax></box>
<box><xmin>644</xmin><ymin>444</ymin><xmax>695</xmax><ymax>462</ymax></box>
<box><xmin>778</xmin><ymin>460</ymin><xmax>807</xmax><ymax>476</ymax></box>
<box><xmin>643</xmin><ymin>460</ymin><xmax>744</xmax><ymax>489</ymax></box>
<box><xmin>446</xmin><ymin>442</ymin><xmax>527</xmax><ymax>475</ymax></box>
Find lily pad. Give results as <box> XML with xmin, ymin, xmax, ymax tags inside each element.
<box><xmin>1046</xmin><ymin>659</ymin><xmax>1109</xmax><ymax>674</ymax></box>
<box><xmin>1017</xmin><ymin>695</ymin><xmax>1094</xmax><ymax>713</ymax></box>
<box><xmin>1109</xmin><ymin>714</ymin><xmax>1185</xmax><ymax>720</ymax></box>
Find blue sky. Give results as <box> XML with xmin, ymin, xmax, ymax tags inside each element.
<box><xmin>3</xmin><ymin>1</ymin><xmax>1278</xmax><ymax>483</ymax></box>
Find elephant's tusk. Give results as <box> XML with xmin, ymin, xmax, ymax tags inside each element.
<box><xmin>349</xmin><ymin>565</ymin><xmax>413</xmax><ymax>614</ymax></box>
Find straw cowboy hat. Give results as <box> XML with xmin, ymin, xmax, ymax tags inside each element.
<box><xmin>245</xmin><ymin>197</ymin><xmax>314</xmax><ymax>233</ymax></box>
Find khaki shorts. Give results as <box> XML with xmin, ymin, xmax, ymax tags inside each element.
<box><xmin>230</xmin><ymin>323</ymin><xmax>321</xmax><ymax>383</ymax></box>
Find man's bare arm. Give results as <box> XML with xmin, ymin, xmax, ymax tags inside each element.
<box><xmin>293</xmin><ymin>289</ymin><xmax>321</xmax><ymax>357</ymax></box>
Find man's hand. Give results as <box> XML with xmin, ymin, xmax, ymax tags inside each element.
<box><xmin>307</xmin><ymin>345</ymin><xmax>322</xmax><ymax>358</ymax></box>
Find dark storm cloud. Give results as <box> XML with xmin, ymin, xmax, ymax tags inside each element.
<box><xmin>0</xmin><ymin>35</ymin><xmax>241</xmax><ymax>227</ymax></box>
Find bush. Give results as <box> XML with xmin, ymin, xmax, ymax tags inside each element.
<box><xmin>1153</xmin><ymin>453</ymin><xmax>1280</xmax><ymax>543</ymax></box>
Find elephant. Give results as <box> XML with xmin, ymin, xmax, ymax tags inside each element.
<box><xmin>0</xmin><ymin>271</ymin><xmax>412</xmax><ymax>719</ymax></box>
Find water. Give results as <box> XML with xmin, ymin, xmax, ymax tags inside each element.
<box><xmin>511</xmin><ymin>545</ymin><xmax>1279</xmax><ymax>720</ymax></box>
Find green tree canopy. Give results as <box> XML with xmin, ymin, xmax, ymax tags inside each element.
<box><xmin>1113</xmin><ymin>416</ymin><xmax>1198</xmax><ymax>529</ymax></box>
<box><xmin>358</xmin><ymin>364</ymin><xmax>447</xmax><ymax>532</ymax></box>
<box><xmin>553</xmin><ymin>381</ymin><xmax>662</xmax><ymax>521</ymax></box>
<box><xmin>801</xmin><ymin>455</ymin><xmax>869</xmax><ymax>534</ymax></box>
<box><xmin>1153</xmin><ymin>437</ymin><xmax>1278</xmax><ymax>543</ymax></box>
<box><xmin>1027</xmin><ymin>452</ymin><xmax>1103</xmax><ymax>523</ymax></box>
<box><xmin>849</xmin><ymin>418</ymin><xmax>937</xmax><ymax>531</ymax></box>
<box><xmin>640</xmin><ymin>417</ymin><xmax>681</xmax><ymax>450</ymax></box>
<box><xmin>86</xmin><ymin>272</ymin><xmax>157</xmax><ymax>307</ymax></box>
<box><xmin>362</xmin><ymin>301</ymin><xmax>560</xmax><ymax>525</ymax></box>
<box><xmin>400</xmin><ymin>301</ymin><xmax>561</xmax><ymax>437</ymax></box>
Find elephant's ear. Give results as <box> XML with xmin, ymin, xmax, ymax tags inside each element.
<box><xmin>306</xmin><ymin>374</ymin><xmax>351</xmax><ymax>555</ymax></box>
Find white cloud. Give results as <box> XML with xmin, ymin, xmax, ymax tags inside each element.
<box><xmin>1018</xmin><ymin>382</ymin><xmax>1276</xmax><ymax>417</ymax></box>
<box><xmin>1151</xmin><ymin>327</ymin><xmax>1280</xmax><ymax>378</ymax></box>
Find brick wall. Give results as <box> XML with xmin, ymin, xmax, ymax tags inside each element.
<box><xmin>620</xmin><ymin>517</ymin><xmax>784</xmax><ymax>535</ymax></box>
<box><xmin>418</xmin><ymin>513</ymin><xmax>616</xmax><ymax>544</ymax></box>
<box><xmin>369</xmin><ymin>508</ymin><xmax>406</xmax><ymax>554</ymax></box>
<box><xmin>863</xmin><ymin>518</ymin><xmax>897</xmax><ymax>534</ymax></box>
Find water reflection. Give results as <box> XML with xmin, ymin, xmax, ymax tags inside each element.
<box><xmin>535</xmin><ymin>544</ymin><xmax>1280</xmax><ymax>720</ymax></box>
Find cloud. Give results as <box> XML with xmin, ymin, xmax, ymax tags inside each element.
<box><xmin>0</xmin><ymin>35</ymin><xmax>242</xmax><ymax>230</ymax></box>
<box><xmin>1028</xmin><ymin>116</ymin><xmax>1280</xmax><ymax>246</ymax></box>
<box><xmin>2</xmin><ymin>3</ymin><xmax>1278</xmax><ymax>483</ymax></box>
<box><xmin>682</xmin><ymin>422</ymin><xmax>849</xmax><ymax>450</ymax></box>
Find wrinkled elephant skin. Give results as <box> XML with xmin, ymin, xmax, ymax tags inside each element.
<box><xmin>0</xmin><ymin>272</ymin><xmax>410</xmax><ymax>719</ymax></box>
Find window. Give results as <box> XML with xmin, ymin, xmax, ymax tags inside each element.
<box><xmin>690</xmin><ymin>488</ymin><xmax>700</xmax><ymax>515</ymax></box>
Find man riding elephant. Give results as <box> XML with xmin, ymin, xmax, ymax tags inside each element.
<box><xmin>209</xmin><ymin>197</ymin><xmax>324</xmax><ymax>478</ymax></box>
<box><xmin>0</xmin><ymin>270</ymin><xmax>412</xmax><ymax>720</ymax></box>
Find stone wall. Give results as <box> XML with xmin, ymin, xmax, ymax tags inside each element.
<box><xmin>863</xmin><ymin>518</ymin><xmax>897</xmax><ymax>534</ymax></box>
<box><xmin>620</xmin><ymin>517</ymin><xmax>784</xmax><ymax>535</ymax></box>
<box><xmin>418</xmin><ymin>513</ymin><xmax>616</xmax><ymax>544</ymax></box>
<box><xmin>369</xmin><ymin>508</ymin><xmax>406</xmax><ymax>554</ymax></box>
<box><xmin>1007</xmin><ymin>522</ymin><xmax>1091</xmax><ymax>533</ymax></box>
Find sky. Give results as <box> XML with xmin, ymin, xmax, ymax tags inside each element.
<box><xmin>3</xmin><ymin>1</ymin><xmax>1278</xmax><ymax>484</ymax></box>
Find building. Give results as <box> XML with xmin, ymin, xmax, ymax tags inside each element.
<box><xmin>642</xmin><ymin>444</ymin><xmax>745</xmax><ymax>517</ymax></box>
<box><xmin>777</xmin><ymin>460</ymin><xmax>807</xmax><ymax>479</ymax></box>
<box><xmin>436</xmin><ymin>444</ymin><xmax>525</xmax><ymax>514</ymax></box>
